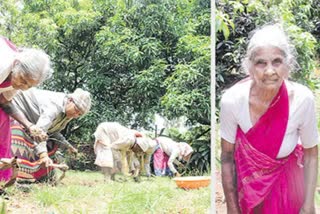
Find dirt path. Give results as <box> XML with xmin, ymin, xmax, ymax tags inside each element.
<box><xmin>215</xmin><ymin>171</ymin><xmax>226</xmax><ymax>214</ymax></box>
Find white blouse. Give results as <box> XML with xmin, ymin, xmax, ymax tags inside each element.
<box><xmin>220</xmin><ymin>79</ymin><xmax>319</xmax><ymax>158</ymax></box>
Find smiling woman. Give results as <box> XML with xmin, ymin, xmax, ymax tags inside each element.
<box><xmin>219</xmin><ymin>24</ymin><xmax>319</xmax><ymax>213</ymax></box>
<box><xmin>250</xmin><ymin>47</ymin><xmax>287</xmax><ymax>86</ymax></box>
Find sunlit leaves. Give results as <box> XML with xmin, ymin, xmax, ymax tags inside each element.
<box><xmin>215</xmin><ymin>9</ymin><xmax>234</xmax><ymax>40</ymax></box>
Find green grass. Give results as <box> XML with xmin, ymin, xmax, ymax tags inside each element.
<box><xmin>0</xmin><ymin>170</ymin><xmax>210</xmax><ymax>213</ymax></box>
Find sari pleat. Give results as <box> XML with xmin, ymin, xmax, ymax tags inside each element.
<box><xmin>0</xmin><ymin>108</ymin><xmax>12</xmax><ymax>181</ymax></box>
<box><xmin>153</xmin><ymin>147</ymin><xmax>171</xmax><ymax>176</ymax></box>
<box><xmin>0</xmin><ymin>37</ymin><xmax>17</xmax><ymax>181</ymax></box>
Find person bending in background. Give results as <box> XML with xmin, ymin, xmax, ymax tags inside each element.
<box><xmin>152</xmin><ymin>136</ymin><xmax>193</xmax><ymax>177</ymax></box>
<box><xmin>128</xmin><ymin>136</ymin><xmax>158</xmax><ymax>181</ymax></box>
<box><xmin>0</xmin><ymin>36</ymin><xmax>53</xmax><ymax>181</ymax></box>
<box><xmin>93</xmin><ymin>122</ymin><xmax>151</xmax><ymax>182</ymax></box>
<box><xmin>7</xmin><ymin>88</ymin><xmax>91</xmax><ymax>183</ymax></box>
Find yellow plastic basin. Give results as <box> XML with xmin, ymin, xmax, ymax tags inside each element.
<box><xmin>173</xmin><ymin>176</ymin><xmax>211</xmax><ymax>190</ymax></box>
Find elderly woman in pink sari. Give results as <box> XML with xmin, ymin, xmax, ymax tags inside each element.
<box><xmin>220</xmin><ymin>24</ymin><xmax>318</xmax><ymax>214</ymax></box>
<box><xmin>0</xmin><ymin>36</ymin><xmax>52</xmax><ymax>182</ymax></box>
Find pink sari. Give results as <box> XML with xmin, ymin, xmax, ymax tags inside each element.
<box><xmin>153</xmin><ymin>147</ymin><xmax>170</xmax><ymax>176</ymax></box>
<box><xmin>235</xmin><ymin>82</ymin><xmax>304</xmax><ymax>214</ymax></box>
<box><xmin>0</xmin><ymin>37</ymin><xmax>17</xmax><ymax>181</ymax></box>
<box><xmin>153</xmin><ymin>139</ymin><xmax>171</xmax><ymax>176</ymax></box>
<box><xmin>0</xmin><ymin>82</ymin><xmax>13</xmax><ymax>181</ymax></box>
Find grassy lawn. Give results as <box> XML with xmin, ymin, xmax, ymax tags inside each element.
<box><xmin>1</xmin><ymin>170</ymin><xmax>210</xmax><ymax>214</ymax></box>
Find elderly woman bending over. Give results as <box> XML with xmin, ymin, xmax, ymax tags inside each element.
<box><xmin>94</xmin><ymin>122</ymin><xmax>158</xmax><ymax>182</ymax></box>
<box><xmin>220</xmin><ymin>24</ymin><xmax>318</xmax><ymax>213</ymax></box>
<box><xmin>153</xmin><ymin>136</ymin><xmax>193</xmax><ymax>177</ymax></box>
<box><xmin>93</xmin><ymin>122</ymin><xmax>134</xmax><ymax>181</ymax></box>
<box><xmin>0</xmin><ymin>37</ymin><xmax>52</xmax><ymax>181</ymax></box>
<box><xmin>7</xmin><ymin>88</ymin><xmax>91</xmax><ymax>183</ymax></box>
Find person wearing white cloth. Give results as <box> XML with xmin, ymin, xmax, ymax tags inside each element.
<box><xmin>94</xmin><ymin>122</ymin><xmax>159</xmax><ymax>182</ymax></box>
<box><xmin>93</xmin><ymin>122</ymin><xmax>144</xmax><ymax>181</ymax></box>
<box><xmin>7</xmin><ymin>88</ymin><xmax>91</xmax><ymax>182</ymax></box>
<box><xmin>152</xmin><ymin>136</ymin><xmax>193</xmax><ymax>177</ymax></box>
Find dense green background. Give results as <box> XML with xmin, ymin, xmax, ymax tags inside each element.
<box><xmin>0</xmin><ymin>0</ymin><xmax>210</xmax><ymax>174</ymax></box>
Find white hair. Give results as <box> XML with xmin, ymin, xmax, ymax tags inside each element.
<box><xmin>69</xmin><ymin>88</ymin><xmax>92</xmax><ymax>115</ymax></box>
<box><xmin>242</xmin><ymin>24</ymin><xmax>298</xmax><ymax>74</ymax></box>
<box><xmin>136</xmin><ymin>137</ymin><xmax>154</xmax><ymax>152</ymax></box>
<box><xmin>13</xmin><ymin>48</ymin><xmax>53</xmax><ymax>84</ymax></box>
<box><xmin>178</xmin><ymin>142</ymin><xmax>193</xmax><ymax>157</ymax></box>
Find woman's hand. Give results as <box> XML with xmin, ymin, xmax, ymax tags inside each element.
<box><xmin>28</xmin><ymin>125</ymin><xmax>48</xmax><ymax>142</ymax></box>
<box><xmin>174</xmin><ymin>172</ymin><xmax>181</xmax><ymax>177</ymax></box>
<box><xmin>0</xmin><ymin>157</ymin><xmax>17</xmax><ymax>170</ymax></box>
<box><xmin>68</xmin><ymin>146</ymin><xmax>78</xmax><ymax>154</ymax></box>
<box><xmin>39</xmin><ymin>152</ymin><xmax>53</xmax><ymax>167</ymax></box>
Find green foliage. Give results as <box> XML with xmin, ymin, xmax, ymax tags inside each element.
<box><xmin>215</xmin><ymin>9</ymin><xmax>234</xmax><ymax>40</ymax></box>
<box><xmin>162</xmin><ymin>34</ymin><xmax>210</xmax><ymax>125</ymax></box>
<box><xmin>0</xmin><ymin>200</ymin><xmax>5</xmax><ymax>214</ymax></box>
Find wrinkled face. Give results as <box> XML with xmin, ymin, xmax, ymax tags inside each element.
<box><xmin>11</xmin><ymin>72</ymin><xmax>39</xmax><ymax>90</ymax></box>
<box><xmin>65</xmin><ymin>98</ymin><xmax>83</xmax><ymax>118</ymax></box>
<box><xmin>249</xmin><ymin>46</ymin><xmax>289</xmax><ymax>91</ymax></box>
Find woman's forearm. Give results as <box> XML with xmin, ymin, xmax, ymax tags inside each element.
<box><xmin>10</xmin><ymin>111</ymin><xmax>33</xmax><ymax>128</ymax></box>
<box><xmin>221</xmin><ymin>138</ymin><xmax>241</xmax><ymax>213</ymax></box>
<box><xmin>0</xmin><ymin>99</ymin><xmax>32</xmax><ymax>128</ymax></box>
<box><xmin>302</xmin><ymin>146</ymin><xmax>318</xmax><ymax>212</ymax></box>
<box><xmin>221</xmin><ymin>151</ymin><xmax>241</xmax><ymax>213</ymax></box>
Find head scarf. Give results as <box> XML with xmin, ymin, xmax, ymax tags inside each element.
<box><xmin>69</xmin><ymin>88</ymin><xmax>92</xmax><ymax>115</ymax></box>
<box><xmin>135</xmin><ymin>137</ymin><xmax>153</xmax><ymax>152</ymax></box>
<box><xmin>178</xmin><ymin>142</ymin><xmax>193</xmax><ymax>158</ymax></box>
